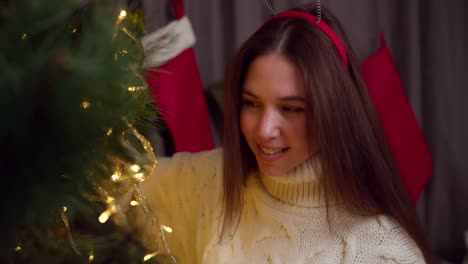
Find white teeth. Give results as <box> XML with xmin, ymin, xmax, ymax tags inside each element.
<box><xmin>260</xmin><ymin>147</ymin><xmax>284</xmax><ymax>155</ymax></box>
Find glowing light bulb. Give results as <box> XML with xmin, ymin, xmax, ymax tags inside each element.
<box><xmin>119</xmin><ymin>10</ymin><xmax>127</xmax><ymax>19</ymax></box>
<box><xmin>143</xmin><ymin>252</ymin><xmax>157</xmax><ymax>262</ymax></box>
<box><xmin>111</xmin><ymin>173</ymin><xmax>120</xmax><ymax>182</ymax></box>
<box><xmin>98</xmin><ymin>209</ymin><xmax>111</xmax><ymax>223</ymax></box>
<box><xmin>162</xmin><ymin>225</ymin><xmax>173</xmax><ymax>233</ymax></box>
<box><xmin>131</xmin><ymin>164</ymin><xmax>140</xmax><ymax>172</ymax></box>
<box><xmin>135</xmin><ymin>173</ymin><xmax>144</xmax><ymax>181</ymax></box>
<box><xmin>128</xmin><ymin>86</ymin><xmax>144</xmax><ymax>92</ymax></box>
<box><xmin>81</xmin><ymin>101</ymin><xmax>91</xmax><ymax>109</ymax></box>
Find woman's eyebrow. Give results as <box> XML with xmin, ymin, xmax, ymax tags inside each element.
<box><xmin>242</xmin><ymin>89</ymin><xmax>305</xmax><ymax>102</ymax></box>
<box><xmin>279</xmin><ymin>96</ymin><xmax>305</xmax><ymax>102</ymax></box>
<box><xmin>242</xmin><ymin>89</ymin><xmax>257</xmax><ymax>98</ymax></box>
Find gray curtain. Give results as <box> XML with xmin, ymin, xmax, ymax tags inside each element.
<box><xmin>143</xmin><ymin>0</ymin><xmax>468</xmax><ymax>262</ymax></box>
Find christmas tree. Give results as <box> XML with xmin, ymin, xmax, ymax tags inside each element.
<box><xmin>0</xmin><ymin>0</ymin><xmax>174</xmax><ymax>262</ymax></box>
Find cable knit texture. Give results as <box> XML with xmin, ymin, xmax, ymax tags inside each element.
<box><xmin>138</xmin><ymin>148</ymin><xmax>425</xmax><ymax>263</ymax></box>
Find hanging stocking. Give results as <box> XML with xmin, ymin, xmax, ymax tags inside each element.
<box><xmin>143</xmin><ymin>0</ymin><xmax>214</xmax><ymax>153</ymax></box>
<box><xmin>362</xmin><ymin>34</ymin><xmax>433</xmax><ymax>202</ymax></box>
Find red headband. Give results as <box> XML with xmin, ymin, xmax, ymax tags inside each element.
<box><xmin>263</xmin><ymin>10</ymin><xmax>349</xmax><ymax>68</ymax></box>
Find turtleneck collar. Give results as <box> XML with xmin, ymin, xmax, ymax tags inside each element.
<box><xmin>258</xmin><ymin>156</ymin><xmax>326</xmax><ymax>208</ymax></box>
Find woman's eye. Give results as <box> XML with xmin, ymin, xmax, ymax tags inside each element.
<box><xmin>282</xmin><ymin>106</ymin><xmax>304</xmax><ymax>113</ymax></box>
<box><xmin>242</xmin><ymin>99</ymin><xmax>258</xmax><ymax>108</ymax></box>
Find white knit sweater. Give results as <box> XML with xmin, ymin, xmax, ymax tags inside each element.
<box><xmin>137</xmin><ymin>148</ymin><xmax>425</xmax><ymax>263</ymax></box>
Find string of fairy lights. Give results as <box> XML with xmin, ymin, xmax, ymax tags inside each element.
<box><xmin>13</xmin><ymin>8</ymin><xmax>176</xmax><ymax>263</ymax></box>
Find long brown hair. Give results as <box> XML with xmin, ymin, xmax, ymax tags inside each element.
<box><xmin>222</xmin><ymin>5</ymin><xmax>432</xmax><ymax>262</ymax></box>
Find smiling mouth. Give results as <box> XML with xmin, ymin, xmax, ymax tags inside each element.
<box><xmin>258</xmin><ymin>146</ymin><xmax>288</xmax><ymax>156</ymax></box>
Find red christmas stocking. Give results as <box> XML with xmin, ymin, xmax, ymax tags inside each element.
<box><xmin>362</xmin><ymin>34</ymin><xmax>433</xmax><ymax>202</ymax></box>
<box><xmin>143</xmin><ymin>0</ymin><xmax>214</xmax><ymax>153</ymax></box>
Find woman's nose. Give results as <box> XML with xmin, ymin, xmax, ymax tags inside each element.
<box><xmin>257</xmin><ymin>109</ymin><xmax>281</xmax><ymax>140</ymax></box>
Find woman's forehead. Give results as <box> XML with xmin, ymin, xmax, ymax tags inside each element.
<box><xmin>243</xmin><ymin>53</ymin><xmax>306</xmax><ymax>98</ymax></box>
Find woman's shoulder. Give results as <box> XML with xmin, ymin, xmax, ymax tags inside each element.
<box><xmin>344</xmin><ymin>214</ymin><xmax>425</xmax><ymax>263</ymax></box>
<box><xmin>153</xmin><ymin>148</ymin><xmax>224</xmax><ymax>190</ymax></box>
<box><xmin>157</xmin><ymin>148</ymin><xmax>223</xmax><ymax>174</ymax></box>
<box><xmin>182</xmin><ymin>147</ymin><xmax>223</xmax><ymax>165</ymax></box>
<box><xmin>140</xmin><ymin>148</ymin><xmax>224</xmax><ymax>213</ymax></box>
<box><xmin>163</xmin><ymin>148</ymin><xmax>222</xmax><ymax>165</ymax></box>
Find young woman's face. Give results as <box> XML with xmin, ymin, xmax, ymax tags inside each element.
<box><xmin>240</xmin><ymin>52</ymin><xmax>311</xmax><ymax>177</ymax></box>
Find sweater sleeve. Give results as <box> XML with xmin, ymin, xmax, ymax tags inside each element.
<box><xmin>349</xmin><ymin>215</ymin><xmax>426</xmax><ymax>264</ymax></box>
<box><xmin>133</xmin><ymin>148</ymin><xmax>223</xmax><ymax>262</ymax></box>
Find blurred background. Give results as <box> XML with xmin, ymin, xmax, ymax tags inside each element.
<box><xmin>141</xmin><ymin>0</ymin><xmax>467</xmax><ymax>263</ymax></box>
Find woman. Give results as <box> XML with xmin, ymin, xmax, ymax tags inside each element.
<box><xmin>136</xmin><ymin>4</ymin><xmax>432</xmax><ymax>263</ymax></box>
